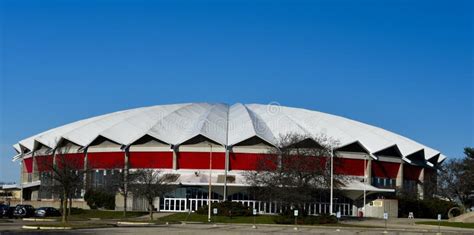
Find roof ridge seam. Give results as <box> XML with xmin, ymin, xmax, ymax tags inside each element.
<box><xmin>145</xmin><ymin>103</ymin><xmax>198</xmax><ymax>145</ymax></box>
<box><xmin>243</xmin><ymin>104</ymin><xmax>277</xmax><ymax>145</ymax></box>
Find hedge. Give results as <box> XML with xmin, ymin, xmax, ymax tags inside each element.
<box><xmin>84</xmin><ymin>189</ymin><xmax>115</xmax><ymax>210</ymax></box>
<box><xmin>398</xmin><ymin>198</ymin><xmax>458</xmax><ymax>219</ymax></box>
<box><xmin>196</xmin><ymin>201</ymin><xmax>252</xmax><ymax>216</ymax></box>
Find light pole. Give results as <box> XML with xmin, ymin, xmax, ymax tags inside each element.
<box><xmin>208</xmin><ymin>144</ymin><xmax>213</xmax><ymax>222</ymax></box>
<box><xmin>329</xmin><ymin>147</ymin><xmax>334</xmax><ymax>215</ymax></box>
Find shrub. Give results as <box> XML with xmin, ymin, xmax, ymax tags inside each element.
<box><xmin>274</xmin><ymin>216</ymin><xmax>294</xmax><ymax>224</ymax></box>
<box><xmin>196</xmin><ymin>201</ymin><xmax>252</xmax><ymax>216</ymax></box>
<box><xmin>84</xmin><ymin>189</ymin><xmax>115</xmax><ymax>210</ymax></box>
<box><xmin>398</xmin><ymin>197</ymin><xmax>457</xmax><ymax>219</ymax></box>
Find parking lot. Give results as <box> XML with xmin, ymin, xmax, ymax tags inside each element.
<box><xmin>1</xmin><ymin>218</ymin><xmax>474</xmax><ymax>235</ymax></box>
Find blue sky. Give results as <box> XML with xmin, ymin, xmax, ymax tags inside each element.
<box><xmin>0</xmin><ymin>0</ymin><xmax>472</xmax><ymax>183</ymax></box>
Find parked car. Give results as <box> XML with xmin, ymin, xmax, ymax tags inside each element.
<box><xmin>34</xmin><ymin>207</ymin><xmax>61</xmax><ymax>217</ymax></box>
<box><xmin>0</xmin><ymin>205</ymin><xmax>15</xmax><ymax>218</ymax></box>
<box><xmin>13</xmin><ymin>205</ymin><xmax>35</xmax><ymax>218</ymax></box>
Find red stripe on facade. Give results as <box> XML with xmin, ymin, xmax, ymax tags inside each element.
<box><xmin>129</xmin><ymin>152</ymin><xmax>173</xmax><ymax>169</ymax></box>
<box><xmin>403</xmin><ymin>164</ymin><xmax>422</xmax><ymax>180</ymax></box>
<box><xmin>24</xmin><ymin>158</ymin><xmax>33</xmax><ymax>173</ymax></box>
<box><xmin>230</xmin><ymin>153</ymin><xmax>277</xmax><ymax>170</ymax></box>
<box><xmin>178</xmin><ymin>152</ymin><xmax>225</xmax><ymax>169</ymax></box>
<box><xmin>282</xmin><ymin>155</ymin><xmax>327</xmax><ymax>172</ymax></box>
<box><xmin>55</xmin><ymin>153</ymin><xmax>85</xmax><ymax>170</ymax></box>
<box><xmin>88</xmin><ymin>152</ymin><xmax>124</xmax><ymax>169</ymax></box>
<box><xmin>372</xmin><ymin>161</ymin><xmax>400</xmax><ymax>178</ymax></box>
<box><xmin>335</xmin><ymin>158</ymin><xmax>365</xmax><ymax>176</ymax></box>
<box><xmin>36</xmin><ymin>155</ymin><xmax>53</xmax><ymax>172</ymax></box>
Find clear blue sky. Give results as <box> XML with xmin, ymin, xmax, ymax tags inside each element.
<box><xmin>0</xmin><ymin>0</ymin><xmax>472</xmax><ymax>183</ymax></box>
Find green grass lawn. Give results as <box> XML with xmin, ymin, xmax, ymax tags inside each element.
<box><xmin>160</xmin><ymin>213</ymin><xmax>276</xmax><ymax>224</ymax></box>
<box><xmin>69</xmin><ymin>209</ymin><xmax>147</xmax><ymax>220</ymax></box>
<box><xmin>416</xmin><ymin>221</ymin><xmax>474</xmax><ymax>229</ymax></box>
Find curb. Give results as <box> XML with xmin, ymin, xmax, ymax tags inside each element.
<box><xmin>22</xmin><ymin>225</ymin><xmax>72</xmax><ymax>230</ymax></box>
<box><xmin>23</xmin><ymin>218</ymin><xmax>59</xmax><ymax>222</ymax></box>
<box><xmin>117</xmin><ymin>221</ymin><xmax>156</xmax><ymax>226</ymax></box>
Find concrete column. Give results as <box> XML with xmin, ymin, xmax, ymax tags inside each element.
<box><xmin>396</xmin><ymin>162</ymin><xmax>404</xmax><ymax>189</ymax></box>
<box><xmin>223</xmin><ymin>147</ymin><xmax>229</xmax><ymax>201</ymax></box>
<box><xmin>417</xmin><ymin>168</ymin><xmax>425</xmax><ymax>200</ymax></box>
<box><xmin>123</xmin><ymin>149</ymin><xmax>130</xmax><ymax>213</ymax></box>
<box><xmin>172</xmin><ymin>146</ymin><xmax>178</xmax><ymax>170</ymax></box>
<box><xmin>83</xmin><ymin>150</ymin><xmax>88</xmax><ymax>194</ymax></box>
<box><xmin>366</xmin><ymin>158</ymin><xmax>372</xmax><ymax>185</ymax></box>
<box><xmin>225</xmin><ymin>147</ymin><xmax>230</xmax><ymax>171</ymax></box>
<box><xmin>20</xmin><ymin>160</ymin><xmax>23</xmax><ymax>204</ymax></box>
<box><xmin>32</xmin><ymin>151</ymin><xmax>37</xmax><ymax>181</ymax></box>
<box><xmin>124</xmin><ymin>149</ymin><xmax>129</xmax><ymax>172</ymax></box>
<box><xmin>52</xmin><ymin>150</ymin><xmax>57</xmax><ymax>200</ymax></box>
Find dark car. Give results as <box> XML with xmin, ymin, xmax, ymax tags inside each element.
<box><xmin>35</xmin><ymin>207</ymin><xmax>61</xmax><ymax>217</ymax></box>
<box><xmin>0</xmin><ymin>205</ymin><xmax>15</xmax><ymax>218</ymax></box>
<box><xmin>13</xmin><ymin>205</ymin><xmax>35</xmax><ymax>218</ymax></box>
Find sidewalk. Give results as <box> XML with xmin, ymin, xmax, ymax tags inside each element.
<box><xmin>342</xmin><ymin>217</ymin><xmax>474</xmax><ymax>232</ymax></box>
<box><xmin>136</xmin><ymin>212</ymin><xmax>174</xmax><ymax>220</ymax></box>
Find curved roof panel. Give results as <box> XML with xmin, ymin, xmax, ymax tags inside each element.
<box><xmin>13</xmin><ymin>103</ymin><xmax>443</xmax><ymax>161</ymax></box>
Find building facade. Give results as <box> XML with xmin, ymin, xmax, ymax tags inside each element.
<box><xmin>12</xmin><ymin>103</ymin><xmax>445</xmax><ymax>217</ymax></box>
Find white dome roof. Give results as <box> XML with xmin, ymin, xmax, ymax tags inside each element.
<box><xmin>14</xmin><ymin>103</ymin><xmax>445</xmax><ymax>163</ymax></box>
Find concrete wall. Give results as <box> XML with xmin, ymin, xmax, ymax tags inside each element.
<box><xmin>115</xmin><ymin>193</ymin><xmax>134</xmax><ymax>211</ymax></box>
<box><xmin>115</xmin><ymin>193</ymin><xmax>151</xmax><ymax>212</ymax></box>
<box><xmin>364</xmin><ymin>199</ymin><xmax>398</xmax><ymax>219</ymax></box>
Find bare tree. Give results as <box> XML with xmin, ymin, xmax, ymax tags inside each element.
<box><xmin>245</xmin><ymin>133</ymin><xmax>343</xmax><ymax>214</ymax></box>
<box><xmin>38</xmin><ymin>148</ymin><xmax>85</xmax><ymax>223</ymax></box>
<box><xmin>437</xmin><ymin>147</ymin><xmax>474</xmax><ymax>210</ymax></box>
<box><xmin>107</xmin><ymin>168</ymin><xmax>138</xmax><ymax>217</ymax></box>
<box><xmin>129</xmin><ymin>169</ymin><xmax>179</xmax><ymax>220</ymax></box>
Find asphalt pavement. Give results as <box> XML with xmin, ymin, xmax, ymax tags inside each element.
<box><xmin>1</xmin><ymin>218</ymin><xmax>473</xmax><ymax>235</ymax></box>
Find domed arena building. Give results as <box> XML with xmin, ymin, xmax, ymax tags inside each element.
<box><xmin>12</xmin><ymin>103</ymin><xmax>446</xmax><ymax>217</ymax></box>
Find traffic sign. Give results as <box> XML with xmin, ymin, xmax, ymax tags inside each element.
<box><xmin>294</xmin><ymin>210</ymin><xmax>299</xmax><ymax>217</ymax></box>
<box><xmin>383</xmin><ymin>212</ymin><xmax>388</xmax><ymax>220</ymax></box>
<box><xmin>213</xmin><ymin>208</ymin><xmax>218</xmax><ymax>215</ymax></box>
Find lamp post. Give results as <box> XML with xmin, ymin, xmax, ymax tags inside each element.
<box><xmin>208</xmin><ymin>144</ymin><xmax>213</xmax><ymax>222</ymax></box>
<box><xmin>329</xmin><ymin>147</ymin><xmax>334</xmax><ymax>215</ymax></box>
